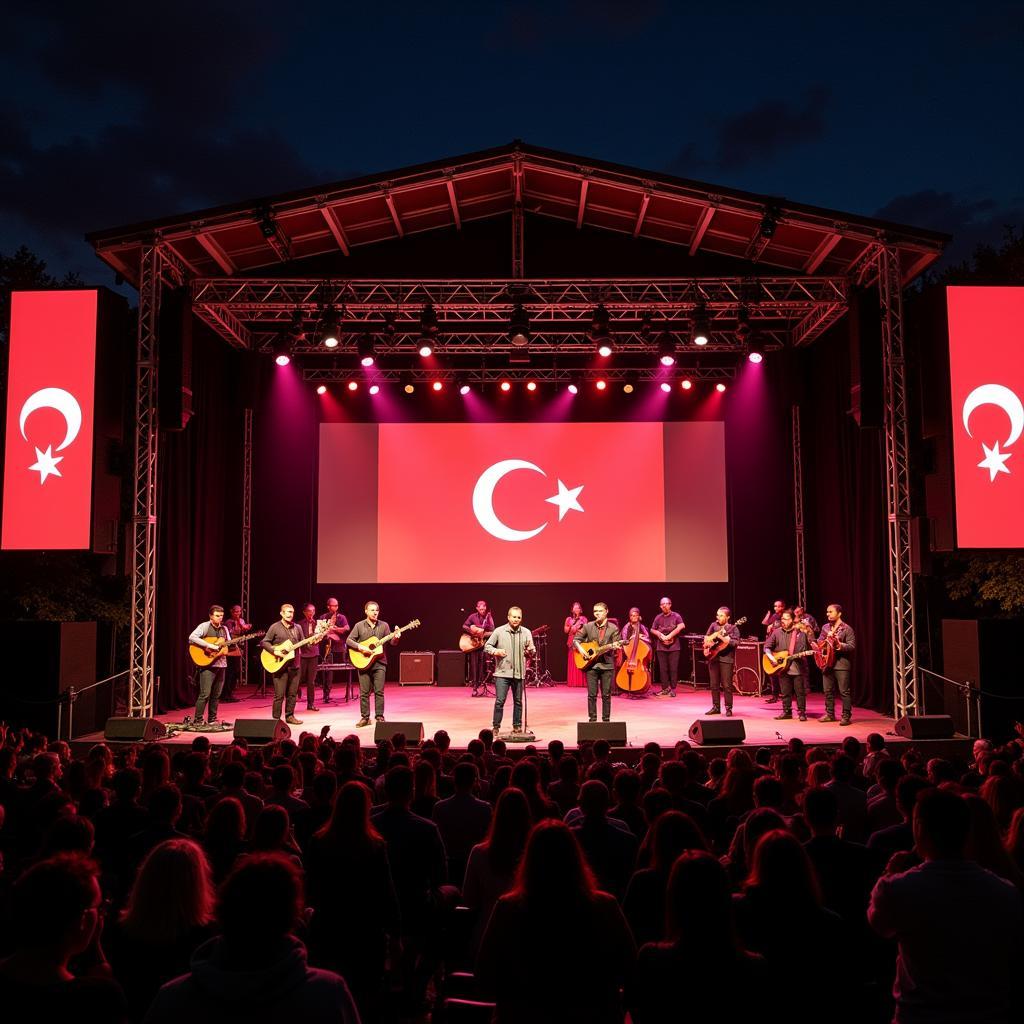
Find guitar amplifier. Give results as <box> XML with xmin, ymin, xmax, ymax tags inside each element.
<box><xmin>437</xmin><ymin>650</ymin><xmax>467</xmax><ymax>686</ymax></box>
<box><xmin>399</xmin><ymin>651</ymin><xmax>435</xmax><ymax>685</ymax></box>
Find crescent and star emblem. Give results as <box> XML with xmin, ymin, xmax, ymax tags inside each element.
<box><xmin>962</xmin><ymin>383</ymin><xmax>1024</xmax><ymax>483</ymax></box>
<box><xmin>18</xmin><ymin>387</ymin><xmax>83</xmax><ymax>485</ymax></box>
<box><xmin>472</xmin><ymin>459</ymin><xmax>584</xmax><ymax>542</ymax></box>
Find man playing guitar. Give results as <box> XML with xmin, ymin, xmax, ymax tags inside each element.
<box><xmin>574</xmin><ymin>602</ymin><xmax>622</xmax><ymax>723</ymax></box>
<box><xmin>188</xmin><ymin>605</ymin><xmax>230</xmax><ymax>726</ymax></box>
<box><xmin>259</xmin><ymin>604</ymin><xmax>304</xmax><ymax>726</ymax></box>
<box><xmin>221</xmin><ymin>604</ymin><xmax>250</xmax><ymax>703</ymax></box>
<box><xmin>347</xmin><ymin>601</ymin><xmax>401</xmax><ymax>728</ymax></box>
<box><xmin>764</xmin><ymin>609</ymin><xmax>811</xmax><ymax>722</ymax></box>
<box><xmin>816</xmin><ymin>603</ymin><xmax>856</xmax><ymax>725</ymax></box>
<box><xmin>704</xmin><ymin>606</ymin><xmax>740</xmax><ymax>716</ymax></box>
<box><xmin>462</xmin><ymin>600</ymin><xmax>494</xmax><ymax>696</ymax></box>
<box><xmin>651</xmin><ymin>597</ymin><xmax>685</xmax><ymax>698</ymax></box>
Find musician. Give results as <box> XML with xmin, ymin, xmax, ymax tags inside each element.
<box><xmin>321</xmin><ymin>597</ymin><xmax>350</xmax><ymax>704</ymax></box>
<box><xmin>260</xmin><ymin>604</ymin><xmax>304</xmax><ymax>726</ymax></box>
<box><xmin>816</xmin><ymin>603</ymin><xmax>857</xmax><ymax>725</ymax></box>
<box><xmin>463</xmin><ymin>600</ymin><xmax>495</xmax><ymax>696</ymax></box>
<box><xmin>574</xmin><ymin>602</ymin><xmax>621</xmax><ymax>723</ymax></box>
<box><xmin>485</xmin><ymin>606</ymin><xmax>536</xmax><ymax>736</ymax></box>
<box><xmin>564</xmin><ymin>601</ymin><xmax>588</xmax><ymax>688</ymax></box>
<box><xmin>221</xmin><ymin>603</ymin><xmax>251</xmax><ymax>703</ymax></box>
<box><xmin>762</xmin><ymin>600</ymin><xmax>787</xmax><ymax>702</ymax></box>
<box><xmin>622</xmin><ymin>607</ymin><xmax>650</xmax><ymax>644</ymax></box>
<box><xmin>651</xmin><ymin>597</ymin><xmax>685</xmax><ymax>698</ymax></box>
<box><xmin>764</xmin><ymin>610</ymin><xmax>810</xmax><ymax>722</ymax></box>
<box><xmin>794</xmin><ymin>605</ymin><xmax>820</xmax><ymax>636</ymax></box>
<box><xmin>704</xmin><ymin>606</ymin><xmax>740</xmax><ymax>716</ymax></box>
<box><xmin>347</xmin><ymin>601</ymin><xmax>400</xmax><ymax>728</ymax></box>
<box><xmin>299</xmin><ymin>603</ymin><xmax>322</xmax><ymax>713</ymax></box>
<box><xmin>188</xmin><ymin>605</ymin><xmax>230</xmax><ymax>725</ymax></box>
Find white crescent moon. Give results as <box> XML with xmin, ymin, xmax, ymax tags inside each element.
<box><xmin>472</xmin><ymin>459</ymin><xmax>548</xmax><ymax>542</ymax></box>
<box><xmin>962</xmin><ymin>383</ymin><xmax>1024</xmax><ymax>447</ymax></box>
<box><xmin>19</xmin><ymin>387</ymin><xmax>82</xmax><ymax>452</ymax></box>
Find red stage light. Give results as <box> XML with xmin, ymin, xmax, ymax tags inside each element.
<box><xmin>595</xmin><ymin>380</ymin><xmax>607</xmax><ymax>391</ymax></box>
<box><xmin>275</xmin><ymin>354</ymin><xmax>290</xmax><ymax>366</ymax></box>
<box><xmin>716</xmin><ymin>382</ymin><xmax>726</xmax><ymax>393</ymax></box>
<box><xmin>567</xmin><ymin>384</ymin><xmax>578</xmax><ymax>395</ymax></box>
<box><xmin>316</xmin><ymin>384</ymin><xmax>327</xmax><ymax>395</ymax></box>
<box><xmin>748</xmin><ymin>351</ymin><xmax>763</xmax><ymax>364</ymax></box>
<box><xmin>419</xmin><ymin>343</ymin><xmax>433</xmax><ymax>357</ymax></box>
<box><xmin>369</xmin><ymin>384</ymin><xmax>380</xmax><ymax>395</ymax></box>
<box><xmin>597</xmin><ymin>344</ymin><xmax>613</xmax><ymax>358</ymax></box>
<box><xmin>500</xmin><ymin>381</ymin><xmax>512</xmax><ymax>392</ymax></box>
<box><xmin>660</xmin><ymin>381</ymin><xmax>671</xmax><ymax>393</ymax></box>
<box><xmin>404</xmin><ymin>384</ymin><xmax>415</xmax><ymax>394</ymax></box>
<box><xmin>347</xmin><ymin>381</ymin><xmax>359</xmax><ymax>392</ymax></box>
<box><xmin>681</xmin><ymin>379</ymin><xmax>693</xmax><ymax>390</ymax></box>
<box><xmin>526</xmin><ymin>381</ymin><xmax>537</xmax><ymax>392</ymax></box>
<box><xmin>459</xmin><ymin>384</ymin><xmax>470</xmax><ymax>396</ymax></box>
<box><xmin>432</xmin><ymin>381</ymin><xmax>443</xmax><ymax>392</ymax></box>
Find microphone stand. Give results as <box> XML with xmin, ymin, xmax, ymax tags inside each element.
<box><xmin>507</xmin><ymin>626</ymin><xmax>536</xmax><ymax>743</ymax></box>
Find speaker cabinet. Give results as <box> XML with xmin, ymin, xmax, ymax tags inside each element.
<box><xmin>399</xmin><ymin>651</ymin><xmax>435</xmax><ymax>685</ymax></box>
<box><xmin>104</xmin><ymin>717</ymin><xmax>167</xmax><ymax>742</ymax></box>
<box><xmin>437</xmin><ymin>650</ymin><xmax>467</xmax><ymax>687</ymax></box>
<box><xmin>894</xmin><ymin>715</ymin><xmax>955</xmax><ymax>739</ymax></box>
<box><xmin>576</xmin><ymin>722</ymin><xmax>627</xmax><ymax>744</ymax></box>
<box><xmin>688</xmin><ymin>718</ymin><xmax>746</xmax><ymax>745</ymax></box>
<box><xmin>375</xmin><ymin>721</ymin><xmax>425</xmax><ymax>745</ymax></box>
<box><xmin>232</xmin><ymin>718</ymin><xmax>291</xmax><ymax>744</ymax></box>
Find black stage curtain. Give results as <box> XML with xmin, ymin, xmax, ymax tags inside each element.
<box><xmin>155</xmin><ymin>327</ymin><xmax>245</xmax><ymax>711</ymax></box>
<box><xmin>800</xmin><ymin>334</ymin><xmax>890</xmax><ymax>713</ymax></box>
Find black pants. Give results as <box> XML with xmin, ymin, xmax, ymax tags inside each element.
<box><xmin>299</xmin><ymin>656</ymin><xmax>319</xmax><ymax>709</ymax></box>
<box><xmin>195</xmin><ymin>666</ymin><xmax>224</xmax><ymax>722</ymax></box>
<box><xmin>823</xmin><ymin>667</ymin><xmax>852</xmax><ymax>719</ymax></box>
<box><xmin>493</xmin><ymin>676</ymin><xmax>523</xmax><ymax>730</ymax></box>
<box><xmin>272</xmin><ymin>663</ymin><xmax>300</xmax><ymax>719</ymax></box>
<box><xmin>655</xmin><ymin>648</ymin><xmax>681</xmax><ymax>692</ymax></box>
<box><xmin>467</xmin><ymin>648</ymin><xmax>485</xmax><ymax>689</ymax></box>
<box><xmin>708</xmin><ymin>657</ymin><xmax>733</xmax><ymax>710</ymax></box>
<box><xmin>222</xmin><ymin>655</ymin><xmax>241</xmax><ymax>699</ymax></box>
<box><xmin>321</xmin><ymin>649</ymin><xmax>343</xmax><ymax>700</ymax></box>
<box><xmin>781</xmin><ymin>671</ymin><xmax>808</xmax><ymax>714</ymax></box>
<box><xmin>586</xmin><ymin>665</ymin><xmax>614</xmax><ymax>721</ymax></box>
<box><xmin>359</xmin><ymin>663</ymin><xmax>387</xmax><ymax>720</ymax></box>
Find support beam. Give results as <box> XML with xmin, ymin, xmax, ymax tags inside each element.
<box><xmin>240</xmin><ymin>408</ymin><xmax>253</xmax><ymax>689</ymax></box>
<box><xmin>320</xmin><ymin>207</ymin><xmax>351</xmax><ymax>256</ymax></box>
<box><xmin>383</xmin><ymin>190</ymin><xmax>404</xmax><ymax>237</ymax></box>
<box><xmin>576</xmin><ymin>177</ymin><xmax>589</xmax><ymax>230</ymax></box>
<box><xmin>805</xmin><ymin>232</ymin><xmax>841</xmax><ymax>274</ymax></box>
<box><xmin>512</xmin><ymin>155</ymin><xmax>524</xmax><ymax>278</ymax></box>
<box><xmin>791</xmin><ymin>404</ymin><xmax>807</xmax><ymax>610</ymax></box>
<box><xmin>446</xmin><ymin>178</ymin><xmax>462</xmax><ymax>230</ymax></box>
<box><xmin>632</xmin><ymin>192</ymin><xmax>651</xmax><ymax>238</ymax></box>
<box><xmin>689</xmin><ymin>207</ymin><xmax>715</xmax><ymax>255</ymax></box>
<box><xmin>196</xmin><ymin>232</ymin><xmax>235</xmax><ymax>274</ymax></box>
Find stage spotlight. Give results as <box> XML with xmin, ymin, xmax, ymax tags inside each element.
<box><xmin>272</xmin><ymin>334</ymin><xmax>291</xmax><ymax>366</ymax></box>
<box><xmin>748</xmin><ymin>348</ymin><xmax>763</xmax><ymax>364</ymax></box>
<box><xmin>508</xmin><ymin>303</ymin><xmax>531</xmax><ymax>347</ymax></box>
<box><xmin>319</xmin><ymin>309</ymin><xmax>341</xmax><ymax>349</ymax></box>
<box><xmin>692</xmin><ymin>304</ymin><xmax>709</xmax><ymax>347</ymax></box>
<box><xmin>418</xmin><ymin>343</ymin><xmax>433</xmax><ymax>358</ymax></box>
<box><xmin>404</xmin><ymin>383</ymin><xmax>415</xmax><ymax>394</ymax></box>
<box><xmin>657</xmin><ymin>332</ymin><xmax>677</xmax><ymax>366</ymax></box>
<box><xmin>759</xmin><ymin>205</ymin><xmax>779</xmax><ymax>239</ymax></box>
<box><xmin>459</xmin><ymin>384</ymin><xmax>471</xmax><ymax>396</ymax></box>
<box><xmin>660</xmin><ymin>381</ymin><xmax>672</xmax><ymax>393</ymax></box>
<box><xmin>347</xmin><ymin>380</ymin><xmax>359</xmax><ymax>392</ymax></box>
<box><xmin>419</xmin><ymin>303</ymin><xmax>438</xmax><ymax>352</ymax></box>
<box><xmin>595</xmin><ymin>379</ymin><xmax>607</xmax><ymax>391</ymax></box>
<box><xmin>623</xmin><ymin>383</ymin><xmax>634</xmax><ymax>394</ymax></box>
<box><xmin>500</xmin><ymin>380</ymin><xmax>512</xmax><ymax>392</ymax></box>
<box><xmin>357</xmin><ymin>334</ymin><xmax>376</xmax><ymax>367</ymax></box>
<box><xmin>369</xmin><ymin>384</ymin><xmax>380</xmax><ymax>395</ymax></box>
<box><xmin>432</xmin><ymin>380</ymin><xmax>443</xmax><ymax>392</ymax></box>
<box><xmin>716</xmin><ymin>382</ymin><xmax>727</xmax><ymax>393</ymax></box>
<box><xmin>316</xmin><ymin>384</ymin><xmax>327</xmax><ymax>395</ymax></box>
<box><xmin>526</xmin><ymin>380</ymin><xmax>538</xmax><ymax>392</ymax></box>
<box><xmin>590</xmin><ymin>304</ymin><xmax>612</xmax><ymax>353</ymax></box>
<box><xmin>681</xmin><ymin>379</ymin><xmax>693</xmax><ymax>391</ymax></box>
<box><xmin>567</xmin><ymin>383</ymin><xmax>579</xmax><ymax>395</ymax></box>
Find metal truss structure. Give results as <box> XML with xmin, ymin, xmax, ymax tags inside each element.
<box><xmin>189</xmin><ymin>276</ymin><xmax>849</xmax><ymax>361</ymax></box>
<box><xmin>791</xmin><ymin>404</ymin><xmax>808</xmax><ymax>611</ymax></box>
<box><xmin>240</xmin><ymin>408</ymin><xmax>254</xmax><ymax>689</ymax></box>
<box><xmin>302</xmin><ymin>365</ymin><xmax>735</xmax><ymax>385</ymax></box>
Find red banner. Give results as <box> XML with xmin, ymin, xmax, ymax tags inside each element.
<box><xmin>948</xmin><ymin>286</ymin><xmax>1024</xmax><ymax>548</ymax></box>
<box><xmin>2</xmin><ymin>291</ymin><xmax>98</xmax><ymax>550</ymax></box>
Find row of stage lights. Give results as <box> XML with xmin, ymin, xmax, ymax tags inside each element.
<box><xmin>312</xmin><ymin>379</ymin><xmax>730</xmax><ymax>396</ymax></box>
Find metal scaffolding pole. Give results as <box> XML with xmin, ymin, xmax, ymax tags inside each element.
<box><xmin>512</xmin><ymin>154</ymin><xmax>524</xmax><ymax>279</ymax></box>
<box><xmin>239</xmin><ymin>408</ymin><xmax>254</xmax><ymax>688</ymax></box>
<box><xmin>879</xmin><ymin>244</ymin><xmax>919</xmax><ymax>719</ymax></box>
<box><xmin>791</xmin><ymin>404</ymin><xmax>808</xmax><ymax>610</ymax></box>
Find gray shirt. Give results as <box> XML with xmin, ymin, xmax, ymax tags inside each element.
<box><xmin>189</xmin><ymin>621</ymin><xmax>231</xmax><ymax>669</ymax></box>
<box><xmin>485</xmin><ymin>624</ymin><xmax>535</xmax><ymax>679</ymax></box>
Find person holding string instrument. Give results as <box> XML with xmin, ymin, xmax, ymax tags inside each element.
<box><xmin>703</xmin><ymin>607</ymin><xmax>742</xmax><ymax>716</ymax></box>
<box><xmin>650</xmin><ymin>597</ymin><xmax>685</xmax><ymax>698</ymax></box>
<box><xmin>462</xmin><ymin>600</ymin><xmax>495</xmax><ymax>696</ymax></box>
<box><xmin>259</xmin><ymin>604</ymin><xmax>314</xmax><ymax>726</ymax></box>
<box><xmin>761</xmin><ymin>599</ymin><xmax>787</xmax><ymax>702</ymax></box>
<box><xmin>617</xmin><ymin>607</ymin><xmax>651</xmax><ymax>696</ymax></box>
<box><xmin>564</xmin><ymin>601</ymin><xmax>588</xmax><ymax>687</ymax></box>
<box><xmin>574</xmin><ymin>602</ymin><xmax>623</xmax><ymax>723</ymax></box>
<box><xmin>320</xmin><ymin>597</ymin><xmax>350</xmax><ymax>705</ymax></box>
<box><xmin>187</xmin><ymin>605</ymin><xmax>230</xmax><ymax>727</ymax></box>
<box><xmin>763</xmin><ymin>609</ymin><xmax>812</xmax><ymax>722</ymax></box>
<box><xmin>347</xmin><ymin>601</ymin><xmax>418</xmax><ymax>728</ymax></box>
<box><xmin>815</xmin><ymin>603</ymin><xmax>856</xmax><ymax>725</ymax></box>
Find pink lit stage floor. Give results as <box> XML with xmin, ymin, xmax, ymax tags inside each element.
<box><xmin>96</xmin><ymin>683</ymin><xmax>918</xmax><ymax>750</ymax></box>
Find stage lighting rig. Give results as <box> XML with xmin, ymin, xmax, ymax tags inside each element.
<box><xmin>357</xmin><ymin>334</ymin><xmax>376</xmax><ymax>367</ymax></box>
<box><xmin>657</xmin><ymin>332</ymin><xmax>677</xmax><ymax>366</ymax></box>
<box><xmin>272</xmin><ymin>333</ymin><xmax>292</xmax><ymax>366</ymax></box>
<box><xmin>692</xmin><ymin>304</ymin><xmax>710</xmax><ymax>346</ymax></box>
<box><xmin>319</xmin><ymin>308</ymin><xmax>341</xmax><ymax>349</ymax></box>
<box><xmin>418</xmin><ymin>303</ymin><xmax>438</xmax><ymax>356</ymax></box>
<box><xmin>508</xmin><ymin>302</ymin><xmax>531</xmax><ymax>347</ymax></box>
<box><xmin>590</xmin><ymin>304</ymin><xmax>613</xmax><ymax>355</ymax></box>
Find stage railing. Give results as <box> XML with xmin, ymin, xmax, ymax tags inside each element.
<box><xmin>918</xmin><ymin>666</ymin><xmax>979</xmax><ymax>738</ymax></box>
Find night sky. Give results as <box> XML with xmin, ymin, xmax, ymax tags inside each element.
<box><xmin>2</xmin><ymin>2</ymin><xmax>1021</xmax><ymax>284</ymax></box>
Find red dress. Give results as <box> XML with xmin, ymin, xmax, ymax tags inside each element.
<box><xmin>565</xmin><ymin>615</ymin><xmax>588</xmax><ymax>687</ymax></box>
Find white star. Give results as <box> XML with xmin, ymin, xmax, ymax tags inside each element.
<box><xmin>28</xmin><ymin>445</ymin><xmax>64</xmax><ymax>484</ymax></box>
<box><xmin>978</xmin><ymin>440</ymin><xmax>1012</xmax><ymax>482</ymax></box>
<box><xmin>545</xmin><ymin>479</ymin><xmax>584</xmax><ymax>521</ymax></box>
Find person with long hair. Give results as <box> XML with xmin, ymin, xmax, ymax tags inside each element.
<box><xmin>626</xmin><ymin>852</ymin><xmax>766</xmax><ymax>1021</ymax></box>
<box><xmin>963</xmin><ymin>793</ymin><xmax>1022</xmax><ymax>886</ymax></box>
<box><xmin>105</xmin><ymin>839</ymin><xmax>216</xmax><ymax>1021</ymax></box>
<box><xmin>508</xmin><ymin>760</ymin><xmax>558</xmax><ymax>821</ymax></box>
<box><xmin>477</xmin><ymin>820</ymin><xmax>635</xmax><ymax>1022</ymax></box>
<box><xmin>305</xmin><ymin>781</ymin><xmax>399</xmax><ymax>1022</ymax></box>
<box><xmin>203</xmin><ymin>796</ymin><xmax>247</xmax><ymax>885</ymax></box>
<box><xmin>564</xmin><ymin>601</ymin><xmax>588</xmax><ymax>687</ymax></box>
<box><xmin>462</xmin><ymin>787</ymin><xmax>532</xmax><ymax>955</ymax></box>
<box><xmin>410</xmin><ymin>758</ymin><xmax>438</xmax><ymax>819</ymax></box>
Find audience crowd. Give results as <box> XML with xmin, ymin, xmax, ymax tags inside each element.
<box><xmin>1</xmin><ymin>720</ymin><xmax>1022</xmax><ymax>1023</ymax></box>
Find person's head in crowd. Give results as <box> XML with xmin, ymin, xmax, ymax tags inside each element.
<box><xmin>746</xmin><ymin>829</ymin><xmax>822</xmax><ymax>908</ymax></box>
<box><xmin>252</xmin><ymin>805</ymin><xmax>292</xmax><ymax>853</ymax></box>
<box><xmin>33</xmin><ymin>750</ymin><xmax>60</xmax><ymax>784</ymax></box>
<box><xmin>414</xmin><ymin>758</ymin><xmax>437</xmax><ymax>797</ymax></box>
<box><xmin>217</xmin><ymin>853</ymin><xmax>304</xmax><ymax>958</ymax></box>
<box><xmin>512</xmin><ymin>820</ymin><xmax>596</xmax><ymax>909</ymax></box>
<box><xmin>149</xmin><ymin>783</ymin><xmax>183</xmax><ymax>828</ymax></box>
<box><xmin>121</xmin><ymin>839</ymin><xmax>214</xmax><ymax>942</ymax></box>
<box><xmin>485</xmin><ymin>786</ymin><xmax>532</xmax><ymax>874</ymax></box>
<box><xmin>453</xmin><ymin>760</ymin><xmax>479</xmax><ymax>794</ymax></box>
<box><xmin>979</xmin><ymin>774</ymin><xmax>1023</xmax><ymax>833</ymax></box>
<box><xmin>479</xmin><ymin>728</ymin><xmax>494</xmax><ymax>751</ymax></box>
<box><xmin>490</xmin><ymin>764</ymin><xmax>512</xmax><ymax>802</ymax></box>
<box><xmin>741</xmin><ymin>808</ymin><xmax>787</xmax><ymax>868</ymax></box>
<box><xmin>841</xmin><ymin>736</ymin><xmax>862</xmax><ymax>762</ymax></box>
<box><xmin>592</xmin><ymin>738</ymin><xmax>611</xmax><ymax>762</ymax></box>
<box><xmin>384</xmin><ymin>765</ymin><xmax>414</xmax><ymax>806</ymax></box>
<box><xmin>111</xmin><ymin>766</ymin><xmax>142</xmax><ymax>804</ymax></box>
<box><xmin>927</xmin><ymin>758</ymin><xmax>958</xmax><ymax>787</ymax></box>
<box><xmin>642</xmin><ymin>786</ymin><xmax>672</xmax><ymax>826</ymax></box>
<box><xmin>707</xmin><ymin>758</ymin><xmax>727</xmax><ymax>787</ymax></box>
<box><xmin>271</xmin><ymin>763</ymin><xmax>297</xmax><ymax>795</ymax></box>
<box><xmin>612</xmin><ymin>768</ymin><xmax>641</xmax><ymax>808</ymax></box>
<box><xmin>206</xmin><ymin>796</ymin><xmax>245</xmax><ymax>847</ymax></box>
<box><xmin>190</xmin><ymin>735</ymin><xmax>211</xmax><ymax>755</ymax></box>
<box><xmin>433</xmin><ymin>729</ymin><xmax>451</xmax><ymax>753</ymax></box>
<box><xmin>803</xmin><ymin>786</ymin><xmax>840</xmax><ymax>837</ymax></box>
<box><xmin>557</xmin><ymin>756</ymin><xmax>580</xmax><ymax>786</ymax></box>
<box><xmin>830</xmin><ymin>753</ymin><xmax>857</xmax><ymax>785</ymax></box>
<box><xmin>914</xmin><ymin>788</ymin><xmax>971</xmax><ymax>861</ymax></box>
<box><xmin>547</xmin><ymin>739</ymin><xmax>565</xmax><ymax>764</ymax></box>
<box><xmin>682</xmin><ymin>750</ymin><xmax>708</xmax><ymax>784</ymax></box>
<box><xmin>807</xmin><ymin>762</ymin><xmax>832</xmax><ymax>789</ymax></box>
<box><xmin>973</xmin><ymin>738</ymin><xmax>993</xmax><ymax>763</ymax></box>
<box><xmin>220</xmin><ymin>761</ymin><xmax>245</xmax><ymax>791</ymax></box>
<box><xmin>639</xmin><ymin>752</ymin><xmax>661</xmax><ymax>783</ymax></box>
<box><xmin>897</xmin><ymin>775</ymin><xmax>934</xmax><ymax>822</ymax></box>
<box><xmin>659</xmin><ymin>760</ymin><xmax>689</xmax><ymax>796</ymax></box>
<box><xmin>467</xmin><ymin>738</ymin><xmax>485</xmax><ymax>761</ymax></box>
<box><xmin>876</xmin><ymin>757</ymin><xmax>905</xmax><ymax>793</ymax></box>
<box><xmin>665</xmin><ymin>851</ymin><xmax>738</xmax><ymax>951</ymax></box>
<box><xmin>309</xmin><ymin>770</ymin><xmax>337</xmax><ymax>809</ymax></box>
<box><xmin>578</xmin><ymin>779</ymin><xmax>611</xmax><ymax>820</ymax></box>
<box><xmin>41</xmin><ymin>814</ymin><xmax>95</xmax><ymax>859</ymax></box>
<box><xmin>492</xmin><ymin>738</ymin><xmax>508</xmax><ymax>760</ymax></box>
<box><xmin>778</xmin><ymin>753</ymin><xmax>804</xmax><ymax>785</ymax></box>
<box><xmin>649</xmin><ymin>810</ymin><xmax>709</xmax><ymax>872</ymax></box>
<box><xmin>867</xmin><ymin>733</ymin><xmax>886</xmax><ymax>754</ymax></box>
<box><xmin>510</xmin><ymin>760</ymin><xmax>543</xmax><ymax>799</ymax></box>
<box><xmin>318</xmin><ymin>780</ymin><xmax>381</xmax><ymax>847</ymax></box>
<box><xmin>788</xmin><ymin>737</ymin><xmax>806</xmax><ymax>758</ymax></box>
<box><xmin>753</xmin><ymin>775</ymin><xmax>785</xmax><ymax>810</ymax></box>
<box><xmin>140</xmin><ymin>747</ymin><xmax>170</xmax><ymax>790</ymax></box>
<box><xmin>644</xmin><ymin>741</ymin><xmax>663</xmax><ymax>758</ymax></box>
<box><xmin>181</xmin><ymin>752</ymin><xmax>210</xmax><ymax>789</ymax></box>
<box><xmin>962</xmin><ymin>793</ymin><xmax>1022</xmax><ymax>884</ymax></box>
<box><xmin>754</xmin><ymin>747</ymin><xmax>772</xmax><ymax>770</ymax></box>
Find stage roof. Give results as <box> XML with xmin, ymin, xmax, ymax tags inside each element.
<box><xmin>88</xmin><ymin>141</ymin><xmax>947</xmax><ymax>288</ymax></box>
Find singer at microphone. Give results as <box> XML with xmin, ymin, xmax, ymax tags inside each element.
<box><xmin>485</xmin><ymin>606</ymin><xmax>535</xmax><ymax>736</ymax></box>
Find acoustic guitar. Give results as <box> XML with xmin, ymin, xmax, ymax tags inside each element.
<box><xmin>260</xmin><ymin>622</ymin><xmax>330</xmax><ymax>673</ymax></box>
<box><xmin>702</xmin><ymin>616</ymin><xmax>748</xmax><ymax>660</ymax></box>
<box><xmin>762</xmin><ymin>648</ymin><xmax>816</xmax><ymax>676</ymax></box>
<box><xmin>189</xmin><ymin>630</ymin><xmax>265</xmax><ymax>668</ymax></box>
<box><xmin>574</xmin><ymin>638</ymin><xmax>627</xmax><ymax>671</ymax></box>
<box><xmin>349</xmin><ymin>619</ymin><xmax>422</xmax><ymax>670</ymax></box>
<box><xmin>459</xmin><ymin>633</ymin><xmax>486</xmax><ymax>652</ymax></box>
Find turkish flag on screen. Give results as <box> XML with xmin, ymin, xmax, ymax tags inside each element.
<box><xmin>947</xmin><ymin>286</ymin><xmax>1024</xmax><ymax>548</ymax></box>
<box><xmin>1</xmin><ymin>291</ymin><xmax>97</xmax><ymax>550</ymax></box>
<box><xmin>377</xmin><ymin>421</ymin><xmax>666</xmax><ymax>582</ymax></box>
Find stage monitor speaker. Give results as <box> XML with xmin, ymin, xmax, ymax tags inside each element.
<box><xmin>400</xmin><ymin>651</ymin><xmax>435</xmax><ymax>685</ymax></box>
<box><xmin>688</xmin><ymin>718</ymin><xmax>746</xmax><ymax>745</ymax></box>
<box><xmin>437</xmin><ymin>650</ymin><xmax>466</xmax><ymax>687</ymax></box>
<box><xmin>232</xmin><ymin>719</ymin><xmax>291</xmax><ymax>744</ymax></box>
<box><xmin>576</xmin><ymin>722</ymin><xmax>627</xmax><ymax>744</ymax></box>
<box><xmin>104</xmin><ymin>717</ymin><xmax>167</xmax><ymax>742</ymax></box>
<box><xmin>375</xmin><ymin>721</ymin><xmax>425</xmax><ymax>745</ymax></box>
<box><xmin>894</xmin><ymin>715</ymin><xmax>955</xmax><ymax>739</ymax></box>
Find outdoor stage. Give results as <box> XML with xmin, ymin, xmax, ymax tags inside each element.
<box><xmin>89</xmin><ymin>682</ymin><xmax>920</xmax><ymax>751</ymax></box>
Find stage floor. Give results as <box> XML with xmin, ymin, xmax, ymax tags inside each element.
<box><xmin>92</xmin><ymin>682</ymin><xmax>912</xmax><ymax>750</ymax></box>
